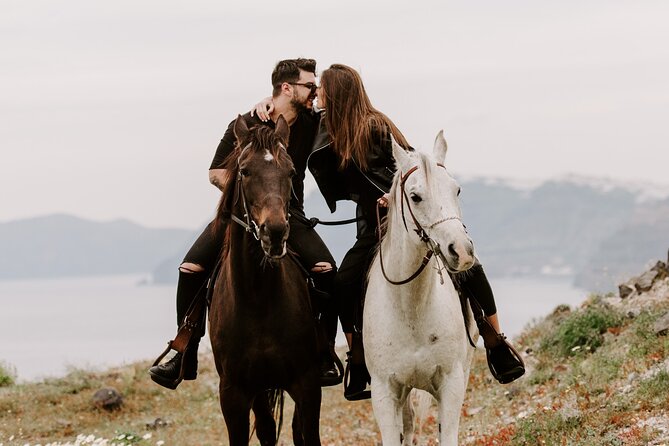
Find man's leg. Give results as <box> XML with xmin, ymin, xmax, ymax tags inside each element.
<box><xmin>287</xmin><ymin>214</ymin><xmax>340</xmax><ymax>385</ymax></box>
<box><xmin>149</xmin><ymin>221</ymin><xmax>224</xmax><ymax>389</ymax></box>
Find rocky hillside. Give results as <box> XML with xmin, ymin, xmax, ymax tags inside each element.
<box><xmin>1</xmin><ymin>261</ymin><xmax>669</xmax><ymax>445</ymax></box>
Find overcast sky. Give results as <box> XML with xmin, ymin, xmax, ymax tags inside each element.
<box><xmin>2</xmin><ymin>0</ymin><xmax>668</xmax><ymax>229</ymax></box>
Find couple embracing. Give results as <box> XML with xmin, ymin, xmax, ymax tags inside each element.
<box><xmin>149</xmin><ymin>58</ymin><xmax>524</xmax><ymax>401</ymax></box>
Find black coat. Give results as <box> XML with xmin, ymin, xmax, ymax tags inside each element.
<box><xmin>307</xmin><ymin>116</ymin><xmax>401</xmax><ymax>237</ymax></box>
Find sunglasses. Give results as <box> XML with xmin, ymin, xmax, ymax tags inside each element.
<box><xmin>289</xmin><ymin>82</ymin><xmax>318</xmax><ymax>94</ymax></box>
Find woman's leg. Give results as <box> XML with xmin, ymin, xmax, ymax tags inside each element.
<box><xmin>335</xmin><ymin>233</ymin><xmax>377</xmax><ymax>400</ymax></box>
<box><xmin>457</xmin><ymin>262</ymin><xmax>525</xmax><ymax>384</ymax></box>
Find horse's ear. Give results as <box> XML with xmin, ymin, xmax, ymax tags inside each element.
<box><xmin>274</xmin><ymin>114</ymin><xmax>290</xmax><ymax>146</ymax></box>
<box><xmin>234</xmin><ymin>115</ymin><xmax>250</xmax><ymax>142</ymax></box>
<box><xmin>433</xmin><ymin>130</ymin><xmax>448</xmax><ymax>164</ymax></box>
<box><xmin>391</xmin><ymin>135</ymin><xmax>413</xmax><ymax>172</ymax></box>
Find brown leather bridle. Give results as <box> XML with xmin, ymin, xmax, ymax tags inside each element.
<box><xmin>378</xmin><ymin>163</ymin><xmax>462</xmax><ymax>285</ymax></box>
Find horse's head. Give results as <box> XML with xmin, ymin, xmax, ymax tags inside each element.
<box><xmin>230</xmin><ymin>115</ymin><xmax>295</xmax><ymax>259</ymax></box>
<box><xmin>390</xmin><ymin>132</ymin><xmax>475</xmax><ymax>273</ymax></box>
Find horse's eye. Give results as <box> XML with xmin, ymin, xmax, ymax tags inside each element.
<box><xmin>239</xmin><ymin>168</ymin><xmax>250</xmax><ymax>177</ymax></box>
<box><xmin>410</xmin><ymin>193</ymin><xmax>422</xmax><ymax>203</ymax></box>
<box><xmin>289</xmin><ymin>168</ymin><xmax>296</xmax><ymax>178</ymax></box>
<box><xmin>457</xmin><ymin>188</ymin><xmax>461</xmax><ymax>196</ymax></box>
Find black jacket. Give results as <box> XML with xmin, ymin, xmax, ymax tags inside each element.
<box><xmin>307</xmin><ymin>116</ymin><xmax>401</xmax><ymax>236</ymax></box>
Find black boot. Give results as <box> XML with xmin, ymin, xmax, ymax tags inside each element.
<box><xmin>320</xmin><ymin>341</ymin><xmax>343</xmax><ymax>387</ymax></box>
<box><xmin>149</xmin><ymin>342</ymin><xmax>199</xmax><ymax>390</ymax></box>
<box><xmin>476</xmin><ymin>317</ymin><xmax>525</xmax><ymax>384</ymax></box>
<box><xmin>485</xmin><ymin>333</ymin><xmax>525</xmax><ymax>384</ymax></box>
<box><xmin>343</xmin><ymin>333</ymin><xmax>371</xmax><ymax>401</ymax></box>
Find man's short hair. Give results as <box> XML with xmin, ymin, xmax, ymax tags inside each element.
<box><xmin>271</xmin><ymin>58</ymin><xmax>317</xmax><ymax>97</ymax></box>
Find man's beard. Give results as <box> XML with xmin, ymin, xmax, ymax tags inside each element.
<box><xmin>290</xmin><ymin>95</ymin><xmax>310</xmax><ymax>114</ymax></box>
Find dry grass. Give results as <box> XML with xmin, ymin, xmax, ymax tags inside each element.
<box><xmin>2</xmin><ymin>280</ymin><xmax>669</xmax><ymax>445</ymax></box>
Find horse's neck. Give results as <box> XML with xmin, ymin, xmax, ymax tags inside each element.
<box><xmin>225</xmin><ymin>223</ymin><xmax>275</xmax><ymax>294</ymax></box>
<box><xmin>382</xmin><ymin>211</ymin><xmax>450</xmax><ymax>310</ymax></box>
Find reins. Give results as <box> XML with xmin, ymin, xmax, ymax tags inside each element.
<box><xmin>377</xmin><ymin>163</ymin><xmax>460</xmax><ymax>286</ymax></box>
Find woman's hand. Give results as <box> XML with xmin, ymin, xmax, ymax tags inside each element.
<box><xmin>377</xmin><ymin>193</ymin><xmax>390</xmax><ymax>208</ymax></box>
<box><xmin>250</xmin><ymin>96</ymin><xmax>274</xmax><ymax>122</ymax></box>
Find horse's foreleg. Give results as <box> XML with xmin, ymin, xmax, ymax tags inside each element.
<box><xmin>252</xmin><ymin>391</ymin><xmax>277</xmax><ymax>446</ymax></box>
<box><xmin>370</xmin><ymin>378</ymin><xmax>407</xmax><ymax>446</ymax></box>
<box><xmin>436</xmin><ymin>373</ymin><xmax>467</xmax><ymax>446</ymax></box>
<box><xmin>220</xmin><ymin>382</ymin><xmax>253</xmax><ymax>446</ymax></box>
<box><xmin>401</xmin><ymin>392</ymin><xmax>415</xmax><ymax>446</ymax></box>
<box><xmin>292</xmin><ymin>406</ymin><xmax>304</xmax><ymax>446</ymax></box>
<box><xmin>287</xmin><ymin>372</ymin><xmax>322</xmax><ymax>446</ymax></box>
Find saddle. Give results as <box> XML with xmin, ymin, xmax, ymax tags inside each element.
<box><xmin>152</xmin><ymin>253</ymin><xmax>344</xmax><ymax>385</ymax></box>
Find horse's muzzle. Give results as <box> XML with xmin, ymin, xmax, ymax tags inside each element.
<box><xmin>259</xmin><ymin>221</ymin><xmax>289</xmax><ymax>259</ymax></box>
<box><xmin>444</xmin><ymin>239</ymin><xmax>475</xmax><ymax>272</ymax></box>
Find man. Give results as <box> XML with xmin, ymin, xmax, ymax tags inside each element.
<box><xmin>149</xmin><ymin>58</ymin><xmax>340</xmax><ymax>390</ymax></box>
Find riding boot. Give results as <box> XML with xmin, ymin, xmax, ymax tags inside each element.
<box><xmin>475</xmin><ymin>317</ymin><xmax>525</xmax><ymax>384</ymax></box>
<box><xmin>150</xmin><ymin>269</ymin><xmax>207</xmax><ymax>390</ymax></box>
<box><xmin>344</xmin><ymin>332</ymin><xmax>371</xmax><ymax>401</ymax></box>
<box><xmin>149</xmin><ymin>339</ymin><xmax>200</xmax><ymax>390</ymax></box>
<box><xmin>311</xmin><ymin>269</ymin><xmax>343</xmax><ymax>386</ymax></box>
<box><xmin>456</xmin><ymin>263</ymin><xmax>525</xmax><ymax>384</ymax></box>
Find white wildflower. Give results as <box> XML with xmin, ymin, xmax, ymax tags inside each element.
<box><xmin>156</xmin><ymin>441</ymin><xmax>165</xmax><ymax>446</ymax></box>
<box><xmin>571</xmin><ymin>345</ymin><xmax>581</xmax><ymax>352</ymax></box>
<box><xmin>142</xmin><ymin>433</ymin><xmax>152</xmax><ymax>440</ymax></box>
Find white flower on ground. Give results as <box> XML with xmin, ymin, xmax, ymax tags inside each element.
<box><xmin>142</xmin><ymin>433</ymin><xmax>152</xmax><ymax>440</ymax></box>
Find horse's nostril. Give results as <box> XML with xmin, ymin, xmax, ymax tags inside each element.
<box><xmin>448</xmin><ymin>243</ymin><xmax>458</xmax><ymax>259</ymax></box>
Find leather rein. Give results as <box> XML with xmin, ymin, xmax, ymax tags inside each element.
<box><xmin>377</xmin><ymin>163</ymin><xmax>461</xmax><ymax>286</ymax></box>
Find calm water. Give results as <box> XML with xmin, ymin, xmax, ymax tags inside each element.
<box><xmin>0</xmin><ymin>274</ymin><xmax>587</xmax><ymax>382</ymax></box>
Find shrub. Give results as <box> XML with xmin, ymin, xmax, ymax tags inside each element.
<box><xmin>0</xmin><ymin>361</ymin><xmax>16</xmax><ymax>387</ymax></box>
<box><xmin>540</xmin><ymin>306</ymin><xmax>624</xmax><ymax>357</ymax></box>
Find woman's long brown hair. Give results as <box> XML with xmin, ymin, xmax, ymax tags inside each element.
<box><xmin>320</xmin><ymin>64</ymin><xmax>409</xmax><ymax>171</ymax></box>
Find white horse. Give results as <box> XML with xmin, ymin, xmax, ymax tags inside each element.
<box><xmin>364</xmin><ymin>132</ymin><xmax>478</xmax><ymax>446</ymax></box>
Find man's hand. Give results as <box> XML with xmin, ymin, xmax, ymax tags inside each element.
<box><xmin>250</xmin><ymin>97</ymin><xmax>274</xmax><ymax>122</ymax></box>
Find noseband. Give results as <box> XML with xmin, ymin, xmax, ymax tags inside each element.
<box><xmin>378</xmin><ymin>163</ymin><xmax>461</xmax><ymax>285</ymax></box>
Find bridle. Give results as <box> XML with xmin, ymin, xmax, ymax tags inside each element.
<box><xmin>230</xmin><ymin>142</ymin><xmax>290</xmax><ymax>242</ymax></box>
<box><xmin>378</xmin><ymin>163</ymin><xmax>462</xmax><ymax>286</ymax></box>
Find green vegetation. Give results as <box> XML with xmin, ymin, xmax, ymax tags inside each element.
<box><xmin>0</xmin><ymin>361</ymin><xmax>16</xmax><ymax>387</ymax></box>
<box><xmin>2</xmin><ymin>284</ymin><xmax>669</xmax><ymax>445</ymax></box>
<box><xmin>539</xmin><ymin>298</ymin><xmax>625</xmax><ymax>357</ymax></box>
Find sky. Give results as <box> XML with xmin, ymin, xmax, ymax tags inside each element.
<box><xmin>2</xmin><ymin>0</ymin><xmax>668</xmax><ymax>229</ymax></box>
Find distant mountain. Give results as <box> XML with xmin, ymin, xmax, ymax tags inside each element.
<box><xmin>0</xmin><ymin>214</ymin><xmax>196</xmax><ymax>280</ymax></box>
<box><xmin>4</xmin><ymin>175</ymin><xmax>667</xmax><ymax>292</ymax></box>
<box><xmin>281</xmin><ymin>176</ymin><xmax>669</xmax><ymax>292</ymax></box>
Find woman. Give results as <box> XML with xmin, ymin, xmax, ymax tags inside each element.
<box><xmin>308</xmin><ymin>64</ymin><xmax>524</xmax><ymax>400</ymax></box>
<box><xmin>256</xmin><ymin>64</ymin><xmax>524</xmax><ymax>400</ymax></box>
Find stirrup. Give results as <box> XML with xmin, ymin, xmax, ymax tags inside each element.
<box><xmin>343</xmin><ymin>352</ymin><xmax>371</xmax><ymax>401</ymax></box>
<box><xmin>486</xmin><ymin>335</ymin><xmax>526</xmax><ymax>384</ymax></box>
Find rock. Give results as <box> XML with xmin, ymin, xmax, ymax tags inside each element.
<box><xmin>627</xmin><ymin>308</ymin><xmax>641</xmax><ymax>319</ymax></box>
<box><xmin>653</xmin><ymin>312</ymin><xmax>669</xmax><ymax>336</ymax></box>
<box><xmin>91</xmin><ymin>387</ymin><xmax>123</xmax><ymax>411</ymax></box>
<box><xmin>619</xmin><ymin>283</ymin><xmax>634</xmax><ymax>299</ymax></box>
<box><xmin>651</xmin><ymin>260</ymin><xmax>669</xmax><ymax>275</ymax></box>
<box><xmin>146</xmin><ymin>417</ymin><xmax>170</xmax><ymax>430</ymax></box>
<box><xmin>634</xmin><ymin>270</ymin><xmax>659</xmax><ymax>293</ymax></box>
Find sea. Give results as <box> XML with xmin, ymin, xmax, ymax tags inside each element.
<box><xmin>0</xmin><ymin>274</ymin><xmax>588</xmax><ymax>382</ymax></box>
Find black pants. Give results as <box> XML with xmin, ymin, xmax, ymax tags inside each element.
<box><xmin>175</xmin><ymin>213</ymin><xmax>336</xmax><ymax>327</ymax></box>
<box><xmin>335</xmin><ymin>236</ymin><xmax>498</xmax><ymax>334</ymax></box>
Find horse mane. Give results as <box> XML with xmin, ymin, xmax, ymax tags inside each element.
<box><xmin>213</xmin><ymin>123</ymin><xmax>291</xmax><ymax>235</ymax></box>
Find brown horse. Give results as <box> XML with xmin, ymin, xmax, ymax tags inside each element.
<box><xmin>209</xmin><ymin>115</ymin><xmax>322</xmax><ymax>446</ymax></box>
